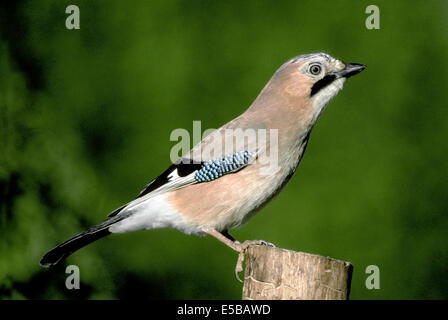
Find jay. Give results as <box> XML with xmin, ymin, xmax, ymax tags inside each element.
<box><xmin>40</xmin><ymin>52</ymin><xmax>366</xmax><ymax>280</ymax></box>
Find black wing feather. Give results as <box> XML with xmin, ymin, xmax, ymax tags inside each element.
<box><xmin>137</xmin><ymin>160</ymin><xmax>203</xmax><ymax>198</ymax></box>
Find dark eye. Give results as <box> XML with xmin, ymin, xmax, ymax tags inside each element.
<box><xmin>309</xmin><ymin>64</ymin><xmax>322</xmax><ymax>75</ymax></box>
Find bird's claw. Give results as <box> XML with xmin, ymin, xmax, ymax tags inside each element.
<box><xmin>234</xmin><ymin>240</ymin><xmax>276</xmax><ymax>283</ymax></box>
<box><xmin>235</xmin><ymin>251</ymin><xmax>245</xmax><ymax>283</ymax></box>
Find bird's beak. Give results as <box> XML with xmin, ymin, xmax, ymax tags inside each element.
<box><xmin>310</xmin><ymin>62</ymin><xmax>366</xmax><ymax>96</ymax></box>
<box><xmin>333</xmin><ymin>63</ymin><xmax>367</xmax><ymax>79</ymax></box>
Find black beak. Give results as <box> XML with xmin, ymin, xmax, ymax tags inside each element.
<box><xmin>333</xmin><ymin>63</ymin><xmax>367</xmax><ymax>79</ymax></box>
<box><xmin>310</xmin><ymin>62</ymin><xmax>366</xmax><ymax>96</ymax></box>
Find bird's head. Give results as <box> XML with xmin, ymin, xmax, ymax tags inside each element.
<box><xmin>254</xmin><ymin>52</ymin><xmax>366</xmax><ymax>127</ymax></box>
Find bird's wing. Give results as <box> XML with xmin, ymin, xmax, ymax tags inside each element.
<box><xmin>139</xmin><ymin>149</ymin><xmax>258</xmax><ymax>197</ymax></box>
<box><xmin>108</xmin><ymin>116</ymin><xmax>262</xmax><ymax>217</ymax></box>
<box><xmin>108</xmin><ymin>150</ymin><xmax>258</xmax><ymax>217</ymax></box>
<box><xmin>136</xmin><ymin>160</ymin><xmax>203</xmax><ymax>198</ymax></box>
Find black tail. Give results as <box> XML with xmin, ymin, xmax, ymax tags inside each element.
<box><xmin>40</xmin><ymin>215</ymin><xmax>124</xmax><ymax>268</ymax></box>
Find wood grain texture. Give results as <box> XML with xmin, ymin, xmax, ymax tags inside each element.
<box><xmin>242</xmin><ymin>246</ymin><xmax>353</xmax><ymax>300</ymax></box>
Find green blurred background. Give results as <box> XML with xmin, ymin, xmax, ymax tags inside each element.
<box><xmin>0</xmin><ymin>0</ymin><xmax>447</xmax><ymax>299</ymax></box>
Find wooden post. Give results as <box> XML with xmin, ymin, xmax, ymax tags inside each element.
<box><xmin>242</xmin><ymin>245</ymin><xmax>353</xmax><ymax>300</ymax></box>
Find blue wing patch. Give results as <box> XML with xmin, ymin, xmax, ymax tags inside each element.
<box><xmin>194</xmin><ymin>150</ymin><xmax>257</xmax><ymax>183</ymax></box>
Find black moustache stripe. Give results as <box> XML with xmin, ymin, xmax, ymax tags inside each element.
<box><xmin>310</xmin><ymin>74</ymin><xmax>336</xmax><ymax>96</ymax></box>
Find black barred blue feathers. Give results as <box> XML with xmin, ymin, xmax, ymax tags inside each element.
<box><xmin>194</xmin><ymin>150</ymin><xmax>257</xmax><ymax>183</ymax></box>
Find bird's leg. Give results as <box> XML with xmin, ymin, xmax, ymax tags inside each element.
<box><xmin>205</xmin><ymin>229</ymin><xmax>275</xmax><ymax>282</ymax></box>
<box><xmin>221</xmin><ymin>230</ymin><xmax>236</xmax><ymax>242</ymax></box>
<box><xmin>205</xmin><ymin>229</ymin><xmax>241</xmax><ymax>251</ymax></box>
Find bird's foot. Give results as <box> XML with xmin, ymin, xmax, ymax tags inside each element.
<box><xmin>203</xmin><ymin>229</ymin><xmax>275</xmax><ymax>283</ymax></box>
<box><xmin>234</xmin><ymin>240</ymin><xmax>276</xmax><ymax>283</ymax></box>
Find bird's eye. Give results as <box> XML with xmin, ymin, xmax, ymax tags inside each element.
<box><xmin>309</xmin><ymin>64</ymin><xmax>322</xmax><ymax>75</ymax></box>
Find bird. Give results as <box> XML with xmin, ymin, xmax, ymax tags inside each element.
<box><xmin>40</xmin><ymin>52</ymin><xmax>366</xmax><ymax>280</ymax></box>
